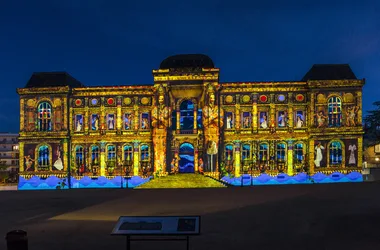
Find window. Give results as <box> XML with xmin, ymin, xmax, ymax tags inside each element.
<box><xmin>375</xmin><ymin>144</ymin><xmax>380</xmax><ymax>153</ymax></box>
<box><xmin>259</xmin><ymin>143</ymin><xmax>269</xmax><ymax>162</ymax></box>
<box><xmin>295</xmin><ymin>110</ymin><xmax>305</xmax><ymax>128</ymax></box>
<box><xmin>329</xmin><ymin>141</ymin><xmax>342</xmax><ymax>165</ymax></box>
<box><xmin>140</xmin><ymin>145</ymin><xmax>150</xmax><ymax>161</ymax></box>
<box><xmin>91</xmin><ymin>145</ymin><xmax>100</xmax><ymax>165</ymax></box>
<box><xmin>107</xmin><ymin>114</ymin><xmax>115</xmax><ymax>130</ymax></box>
<box><xmin>37</xmin><ymin>102</ymin><xmax>52</xmax><ymax>131</ymax></box>
<box><xmin>141</xmin><ymin>113</ymin><xmax>150</xmax><ymax>130</ymax></box>
<box><xmin>242</xmin><ymin>112</ymin><xmax>251</xmax><ymax>129</ymax></box>
<box><xmin>91</xmin><ymin>114</ymin><xmax>100</xmax><ymax>131</ymax></box>
<box><xmin>242</xmin><ymin>144</ymin><xmax>250</xmax><ymax>160</ymax></box>
<box><xmin>124</xmin><ymin>113</ymin><xmax>133</xmax><ymax>130</ymax></box>
<box><xmin>124</xmin><ymin>145</ymin><xmax>133</xmax><ymax>161</ymax></box>
<box><xmin>197</xmin><ymin>109</ymin><xmax>202</xmax><ymax>129</ymax></box>
<box><xmin>75</xmin><ymin>146</ymin><xmax>84</xmax><ymax>167</ymax></box>
<box><xmin>107</xmin><ymin>145</ymin><xmax>116</xmax><ymax>161</ymax></box>
<box><xmin>38</xmin><ymin>145</ymin><xmax>50</xmax><ymax>170</ymax></box>
<box><xmin>225</xmin><ymin>144</ymin><xmax>233</xmax><ymax>161</ymax></box>
<box><xmin>294</xmin><ymin>143</ymin><xmax>304</xmax><ymax>163</ymax></box>
<box><xmin>75</xmin><ymin>114</ymin><xmax>83</xmax><ymax>132</ymax></box>
<box><xmin>328</xmin><ymin>97</ymin><xmax>342</xmax><ymax>127</ymax></box>
<box><xmin>225</xmin><ymin>112</ymin><xmax>234</xmax><ymax>129</ymax></box>
<box><xmin>276</xmin><ymin>143</ymin><xmax>286</xmax><ymax>162</ymax></box>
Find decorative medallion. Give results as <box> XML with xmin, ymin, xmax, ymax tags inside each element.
<box><xmin>277</xmin><ymin>94</ymin><xmax>285</xmax><ymax>102</ymax></box>
<box><xmin>53</xmin><ymin>98</ymin><xmax>61</xmax><ymax>107</ymax></box>
<box><xmin>91</xmin><ymin>98</ymin><xmax>98</xmax><ymax>105</ymax></box>
<box><xmin>141</xmin><ymin>97</ymin><xmax>149</xmax><ymax>105</ymax></box>
<box><xmin>296</xmin><ymin>94</ymin><xmax>304</xmax><ymax>102</ymax></box>
<box><xmin>317</xmin><ymin>93</ymin><xmax>326</xmax><ymax>103</ymax></box>
<box><xmin>242</xmin><ymin>95</ymin><xmax>250</xmax><ymax>103</ymax></box>
<box><xmin>225</xmin><ymin>95</ymin><xmax>233</xmax><ymax>103</ymax></box>
<box><xmin>124</xmin><ymin>97</ymin><xmax>132</xmax><ymax>105</ymax></box>
<box><xmin>75</xmin><ymin>99</ymin><xmax>82</xmax><ymax>106</ymax></box>
<box><xmin>107</xmin><ymin>98</ymin><xmax>115</xmax><ymax>105</ymax></box>
<box><xmin>26</xmin><ymin>99</ymin><xmax>36</xmax><ymax>107</ymax></box>
<box><xmin>343</xmin><ymin>93</ymin><xmax>354</xmax><ymax>103</ymax></box>
<box><xmin>259</xmin><ymin>95</ymin><xmax>268</xmax><ymax>103</ymax></box>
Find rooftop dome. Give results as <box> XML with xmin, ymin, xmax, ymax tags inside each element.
<box><xmin>159</xmin><ymin>54</ymin><xmax>214</xmax><ymax>69</ymax></box>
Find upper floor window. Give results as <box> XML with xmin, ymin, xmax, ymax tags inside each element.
<box><xmin>328</xmin><ymin>97</ymin><xmax>342</xmax><ymax>127</ymax></box>
<box><xmin>38</xmin><ymin>102</ymin><xmax>52</xmax><ymax>131</ymax></box>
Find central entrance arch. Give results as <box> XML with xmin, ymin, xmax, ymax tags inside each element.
<box><xmin>179</xmin><ymin>143</ymin><xmax>194</xmax><ymax>173</ymax></box>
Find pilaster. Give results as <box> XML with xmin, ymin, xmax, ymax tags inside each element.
<box><xmin>19</xmin><ymin>142</ymin><xmax>24</xmax><ymax>172</ymax></box>
<box><xmin>234</xmin><ymin>141</ymin><xmax>241</xmax><ymax>177</ymax></box>
<box><xmin>133</xmin><ymin>141</ymin><xmax>140</xmax><ymax>176</ymax></box>
<box><xmin>287</xmin><ymin>140</ymin><xmax>294</xmax><ymax>176</ymax></box>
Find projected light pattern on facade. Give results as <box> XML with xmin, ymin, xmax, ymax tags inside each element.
<box><xmin>16</xmin><ymin>55</ymin><xmax>364</xmax><ymax>189</ymax></box>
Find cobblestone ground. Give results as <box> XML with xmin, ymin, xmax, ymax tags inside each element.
<box><xmin>1</xmin><ymin>182</ymin><xmax>380</xmax><ymax>250</ymax></box>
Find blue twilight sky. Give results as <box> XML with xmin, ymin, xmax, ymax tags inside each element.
<box><xmin>1</xmin><ymin>0</ymin><xmax>379</xmax><ymax>133</ymax></box>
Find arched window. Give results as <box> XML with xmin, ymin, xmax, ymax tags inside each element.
<box><xmin>225</xmin><ymin>144</ymin><xmax>233</xmax><ymax>161</ymax></box>
<box><xmin>141</xmin><ymin>145</ymin><xmax>150</xmax><ymax>161</ymax></box>
<box><xmin>328</xmin><ymin>97</ymin><xmax>342</xmax><ymax>127</ymax></box>
<box><xmin>329</xmin><ymin>141</ymin><xmax>342</xmax><ymax>166</ymax></box>
<box><xmin>38</xmin><ymin>145</ymin><xmax>50</xmax><ymax>170</ymax></box>
<box><xmin>75</xmin><ymin>146</ymin><xmax>84</xmax><ymax>167</ymax></box>
<box><xmin>107</xmin><ymin>145</ymin><xmax>116</xmax><ymax>162</ymax></box>
<box><xmin>259</xmin><ymin>143</ymin><xmax>269</xmax><ymax>162</ymax></box>
<box><xmin>91</xmin><ymin>145</ymin><xmax>100</xmax><ymax>165</ymax></box>
<box><xmin>276</xmin><ymin>143</ymin><xmax>286</xmax><ymax>162</ymax></box>
<box><xmin>294</xmin><ymin>143</ymin><xmax>304</xmax><ymax>163</ymax></box>
<box><xmin>123</xmin><ymin>145</ymin><xmax>133</xmax><ymax>161</ymax></box>
<box><xmin>37</xmin><ymin>102</ymin><xmax>52</xmax><ymax>131</ymax></box>
<box><xmin>242</xmin><ymin>144</ymin><xmax>251</xmax><ymax>160</ymax></box>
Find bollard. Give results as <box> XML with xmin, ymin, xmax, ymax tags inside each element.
<box><xmin>5</xmin><ymin>230</ymin><xmax>28</xmax><ymax>250</ymax></box>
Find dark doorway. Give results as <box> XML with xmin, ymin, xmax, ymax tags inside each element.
<box><xmin>179</xmin><ymin>143</ymin><xmax>194</xmax><ymax>173</ymax></box>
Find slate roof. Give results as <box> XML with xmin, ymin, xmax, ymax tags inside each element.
<box><xmin>159</xmin><ymin>54</ymin><xmax>214</xmax><ymax>69</ymax></box>
<box><xmin>25</xmin><ymin>72</ymin><xmax>84</xmax><ymax>88</ymax></box>
<box><xmin>302</xmin><ymin>64</ymin><xmax>357</xmax><ymax>81</ymax></box>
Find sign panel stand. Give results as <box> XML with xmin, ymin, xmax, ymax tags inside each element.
<box><xmin>111</xmin><ymin>216</ymin><xmax>201</xmax><ymax>250</ymax></box>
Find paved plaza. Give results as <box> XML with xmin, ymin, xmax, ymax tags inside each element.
<box><xmin>1</xmin><ymin>182</ymin><xmax>380</xmax><ymax>250</ymax></box>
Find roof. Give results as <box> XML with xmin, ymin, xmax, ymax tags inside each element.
<box><xmin>159</xmin><ymin>54</ymin><xmax>214</xmax><ymax>69</ymax></box>
<box><xmin>25</xmin><ymin>72</ymin><xmax>84</xmax><ymax>88</ymax></box>
<box><xmin>302</xmin><ymin>64</ymin><xmax>357</xmax><ymax>81</ymax></box>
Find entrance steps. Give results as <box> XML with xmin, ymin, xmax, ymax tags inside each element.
<box><xmin>136</xmin><ymin>173</ymin><xmax>227</xmax><ymax>189</ymax></box>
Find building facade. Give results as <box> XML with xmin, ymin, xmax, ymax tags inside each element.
<box><xmin>17</xmin><ymin>54</ymin><xmax>364</xmax><ymax>180</ymax></box>
<box><xmin>0</xmin><ymin>133</ymin><xmax>19</xmax><ymax>172</ymax></box>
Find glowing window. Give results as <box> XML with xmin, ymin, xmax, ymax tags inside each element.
<box><xmin>75</xmin><ymin>146</ymin><xmax>84</xmax><ymax>167</ymax></box>
<box><xmin>329</xmin><ymin>141</ymin><xmax>342</xmax><ymax>165</ymax></box>
<box><xmin>225</xmin><ymin>144</ymin><xmax>233</xmax><ymax>161</ymax></box>
<box><xmin>328</xmin><ymin>97</ymin><xmax>342</xmax><ymax>127</ymax></box>
<box><xmin>91</xmin><ymin>145</ymin><xmax>100</xmax><ymax>165</ymax></box>
<box><xmin>123</xmin><ymin>145</ymin><xmax>133</xmax><ymax>161</ymax></box>
<box><xmin>259</xmin><ymin>143</ymin><xmax>269</xmax><ymax>162</ymax></box>
<box><xmin>38</xmin><ymin>145</ymin><xmax>49</xmax><ymax>170</ymax></box>
<box><xmin>107</xmin><ymin>145</ymin><xmax>116</xmax><ymax>161</ymax></box>
<box><xmin>242</xmin><ymin>144</ymin><xmax>251</xmax><ymax>160</ymax></box>
<box><xmin>37</xmin><ymin>102</ymin><xmax>52</xmax><ymax>131</ymax></box>
<box><xmin>294</xmin><ymin>143</ymin><xmax>304</xmax><ymax>163</ymax></box>
<box><xmin>276</xmin><ymin>143</ymin><xmax>286</xmax><ymax>161</ymax></box>
<box><xmin>141</xmin><ymin>145</ymin><xmax>150</xmax><ymax>161</ymax></box>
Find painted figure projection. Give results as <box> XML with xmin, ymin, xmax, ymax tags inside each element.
<box><xmin>141</xmin><ymin>113</ymin><xmax>150</xmax><ymax>129</ymax></box>
<box><xmin>75</xmin><ymin>114</ymin><xmax>83</xmax><ymax>132</ymax></box>
<box><xmin>314</xmin><ymin>110</ymin><xmax>327</xmax><ymax>128</ymax></box>
<box><xmin>226</xmin><ymin>112</ymin><xmax>234</xmax><ymax>129</ymax></box>
<box><xmin>53</xmin><ymin>145</ymin><xmax>63</xmax><ymax>171</ymax></box>
<box><xmin>124</xmin><ymin>113</ymin><xmax>133</xmax><ymax>130</ymax></box>
<box><xmin>348</xmin><ymin>144</ymin><xmax>357</xmax><ymax>165</ymax></box>
<box><xmin>107</xmin><ymin>114</ymin><xmax>115</xmax><ymax>130</ymax></box>
<box><xmin>24</xmin><ymin>144</ymin><xmax>36</xmax><ymax>172</ymax></box>
<box><xmin>260</xmin><ymin>112</ymin><xmax>268</xmax><ymax>129</ymax></box>
<box><xmin>314</xmin><ymin>142</ymin><xmax>325</xmax><ymax>167</ymax></box>
<box><xmin>242</xmin><ymin>112</ymin><xmax>251</xmax><ymax>128</ymax></box>
<box><xmin>278</xmin><ymin>111</ymin><xmax>288</xmax><ymax>127</ymax></box>
<box><xmin>346</xmin><ymin>106</ymin><xmax>359</xmax><ymax>126</ymax></box>
<box><xmin>91</xmin><ymin>114</ymin><xmax>99</xmax><ymax>131</ymax></box>
<box><xmin>295</xmin><ymin>111</ymin><xmax>304</xmax><ymax>128</ymax></box>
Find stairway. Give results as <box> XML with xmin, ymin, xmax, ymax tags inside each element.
<box><xmin>136</xmin><ymin>173</ymin><xmax>227</xmax><ymax>189</ymax></box>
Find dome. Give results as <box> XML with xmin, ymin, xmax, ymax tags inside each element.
<box><xmin>159</xmin><ymin>54</ymin><xmax>214</xmax><ymax>69</ymax></box>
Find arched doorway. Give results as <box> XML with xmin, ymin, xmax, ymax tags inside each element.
<box><xmin>179</xmin><ymin>143</ymin><xmax>194</xmax><ymax>173</ymax></box>
<box><xmin>180</xmin><ymin>100</ymin><xmax>194</xmax><ymax>132</ymax></box>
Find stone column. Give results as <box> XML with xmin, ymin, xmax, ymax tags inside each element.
<box><xmin>287</xmin><ymin>140</ymin><xmax>294</xmax><ymax>176</ymax></box>
<box><xmin>117</xmin><ymin>97</ymin><xmax>122</xmax><ymax>132</ymax></box>
<box><xmin>100</xmin><ymin>141</ymin><xmax>106</xmax><ymax>176</ymax></box>
<box><xmin>63</xmin><ymin>139</ymin><xmax>69</xmax><ymax>171</ymax></box>
<box><xmin>358</xmin><ymin>137</ymin><xmax>363</xmax><ymax>168</ymax></box>
<box><xmin>235</xmin><ymin>102</ymin><xmax>241</xmax><ymax>132</ymax></box>
<box><xmin>84</xmin><ymin>98</ymin><xmax>89</xmax><ymax>133</ymax></box>
<box><xmin>176</xmin><ymin>109</ymin><xmax>180</xmax><ymax>133</ymax></box>
<box><xmin>288</xmin><ymin>93</ymin><xmax>294</xmax><ymax>129</ymax></box>
<box><xmin>63</xmin><ymin>97</ymin><xmax>68</xmax><ymax>130</ymax></box>
<box><xmin>234</xmin><ymin>141</ymin><xmax>241</xmax><ymax>177</ymax></box>
<box><xmin>19</xmin><ymin>141</ymin><xmax>24</xmax><ymax>172</ymax></box>
<box><xmin>309</xmin><ymin>139</ymin><xmax>315</xmax><ymax>174</ymax></box>
<box><xmin>100</xmin><ymin>98</ymin><xmax>105</xmax><ymax>130</ymax></box>
<box><xmin>20</xmin><ymin>98</ymin><xmax>24</xmax><ymax>131</ymax></box>
<box><xmin>193</xmin><ymin>103</ymin><xmax>198</xmax><ymax>134</ymax></box>
<box><xmin>252</xmin><ymin>93</ymin><xmax>258</xmax><ymax>133</ymax></box>
<box><xmin>356</xmin><ymin>91</ymin><xmax>362</xmax><ymax>125</ymax></box>
<box><xmin>133</xmin><ymin>141</ymin><xmax>140</xmax><ymax>176</ymax></box>
<box><xmin>194</xmin><ymin>147</ymin><xmax>199</xmax><ymax>172</ymax></box>
<box><xmin>309</xmin><ymin>93</ymin><xmax>315</xmax><ymax>127</ymax></box>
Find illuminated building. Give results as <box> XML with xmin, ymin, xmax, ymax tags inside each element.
<box><xmin>17</xmin><ymin>54</ymin><xmax>364</xmax><ymax>183</ymax></box>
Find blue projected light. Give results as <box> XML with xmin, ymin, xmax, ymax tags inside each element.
<box><xmin>278</xmin><ymin>94</ymin><xmax>285</xmax><ymax>102</ymax></box>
